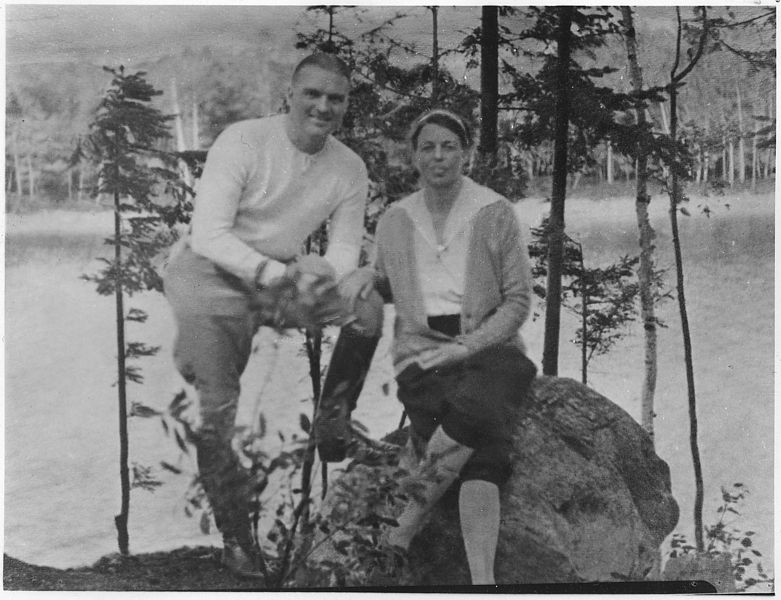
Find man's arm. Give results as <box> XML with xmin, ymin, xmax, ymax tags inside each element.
<box><xmin>323</xmin><ymin>161</ymin><xmax>369</xmax><ymax>281</ymax></box>
<box><xmin>189</xmin><ymin>124</ymin><xmax>286</xmax><ymax>287</ymax></box>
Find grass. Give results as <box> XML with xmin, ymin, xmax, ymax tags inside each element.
<box><xmin>3</xmin><ymin>547</ymin><xmax>269</xmax><ymax>591</ymax></box>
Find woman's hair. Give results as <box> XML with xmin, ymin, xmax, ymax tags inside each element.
<box><xmin>292</xmin><ymin>53</ymin><xmax>351</xmax><ymax>83</ymax></box>
<box><xmin>409</xmin><ymin>109</ymin><xmax>473</xmax><ymax>150</ymax></box>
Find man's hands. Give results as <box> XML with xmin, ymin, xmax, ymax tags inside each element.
<box><xmin>338</xmin><ymin>266</ymin><xmax>376</xmax><ymax>311</ymax></box>
<box><xmin>416</xmin><ymin>342</ymin><xmax>469</xmax><ymax>370</ymax></box>
<box><xmin>250</xmin><ymin>257</ymin><xmax>381</xmax><ymax>332</ymax></box>
<box><xmin>250</xmin><ymin>255</ymin><xmax>348</xmax><ymax>330</ymax></box>
<box><xmin>286</xmin><ymin>255</ymin><xmax>337</xmax><ymax>281</ymax></box>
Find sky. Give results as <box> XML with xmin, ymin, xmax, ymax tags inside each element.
<box><xmin>5</xmin><ymin>4</ymin><xmax>484</xmax><ymax>68</ymax></box>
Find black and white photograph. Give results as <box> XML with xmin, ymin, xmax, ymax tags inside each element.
<box><xmin>4</xmin><ymin>3</ymin><xmax>775</xmax><ymax>593</ymax></box>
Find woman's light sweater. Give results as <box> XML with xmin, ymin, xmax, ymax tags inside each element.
<box><xmin>374</xmin><ymin>176</ymin><xmax>533</xmax><ymax>374</ymax></box>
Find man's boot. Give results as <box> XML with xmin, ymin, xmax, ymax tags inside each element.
<box><xmin>315</xmin><ymin>291</ymin><xmax>383</xmax><ymax>462</ymax></box>
<box><xmin>315</xmin><ymin>329</ymin><xmax>380</xmax><ymax>461</ymax></box>
<box><xmin>221</xmin><ymin>536</ymin><xmax>266</xmax><ymax>580</ymax></box>
<box><xmin>195</xmin><ymin>430</ymin><xmax>264</xmax><ymax>579</ymax></box>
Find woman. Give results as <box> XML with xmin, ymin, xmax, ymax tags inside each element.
<box><xmin>358</xmin><ymin>109</ymin><xmax>537</xmax><ymax>584</ymax></box>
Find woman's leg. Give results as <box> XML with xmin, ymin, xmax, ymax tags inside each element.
<box><xmin>459</xmin><ymin>480</ymin><xmax>500</xmax><ymax>584</ymax></box>
<box><xmin>387</xmin><ymin>426</ymin><xmax>474</xmax><ymax>550</ymax></box>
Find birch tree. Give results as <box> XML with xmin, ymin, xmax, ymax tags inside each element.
<box><xmin>620</xmin><ymin>6</ymin><xmax>658</xmax><ymax>442</ymax></box>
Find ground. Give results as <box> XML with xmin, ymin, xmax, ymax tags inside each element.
<box><xmin>3</xmin><ymin>547</ymin><xmax>270</xmax><ymax>591</ymax></box>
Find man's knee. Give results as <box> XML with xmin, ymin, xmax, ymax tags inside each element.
<box><xmin>348</xmin><ymin>289</ymin><xmax>384</xmax><ymax>338</ymax></box>
<box><xmin>197</xmin><ymin>394</ymin><xmax>239</xmax><ymax>436</ymax></box>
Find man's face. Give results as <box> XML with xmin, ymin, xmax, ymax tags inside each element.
<box><xmin>287</xmin><ymin>65</ymin><xmax>350</xmax><ymax>145</ymax></box>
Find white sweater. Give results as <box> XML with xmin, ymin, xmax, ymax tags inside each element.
<box><xmin>189</xmin><ymin>114</ymin><xmax>369</xmax><ymax>285</ymax></box>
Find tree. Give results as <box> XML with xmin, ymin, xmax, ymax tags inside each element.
<box><xmin>6</xmin><ymin>91</ymin><xmax>24</xmax><ymax>201</ymax></box>
<box><xmin>541</xmin><ymin>6</ymin><xmax>573</xmax><ymax>376</ymax></box>
<box><xmin>80</xmin><ymin>66</ymin><xmax>191</xmax><ymax>554</ymax></box>
<box><xmin>621</xmin><ymin>6</ymin><xmax>659</xmax><ymax>441</ymax></box>
<box><xmin>665</xmin><ymin>7</ymin><xmax>709</xmax><ymax>553</ymax></box>
<box><xmin>479</xmin><ymin>6</ymin><xmax>499</xmax><ymax>158</ymax></box>
<box><xmin>529</xmin><ymin>220</ymin><xmax>661</xmax><ymax>385</ymax></box>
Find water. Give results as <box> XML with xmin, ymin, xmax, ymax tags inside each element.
<box><xmin>4</xmin><ymin>197</ymin><xmax>774</xmax><ymax>579</ymax></box>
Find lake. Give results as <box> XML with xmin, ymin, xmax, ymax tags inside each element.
<box><xmin>4</xmin><ymin>192</ymin><xmax>774</xmax><ymax>585</ymax></box>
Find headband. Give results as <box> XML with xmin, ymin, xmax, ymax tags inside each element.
<box><xmin>412</xmin><ymin>109</ymin><xmax>471</xmax><ymax>147</ymax></box>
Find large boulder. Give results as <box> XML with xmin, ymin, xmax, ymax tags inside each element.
<box><xmin>301</xmin><ymin>376</ymin><xmax>679</xmax><ymax>587</ymax></box>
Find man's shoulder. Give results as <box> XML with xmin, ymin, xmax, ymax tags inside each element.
<box><xmin>219</xmin><ymin>115</ymin><xmax>283</xmax><ymax>140</ymax></box>
<box><xmin>326</xmin><ymin>136</ymin><xmax>368</xmax><ymax>173</ymax></box>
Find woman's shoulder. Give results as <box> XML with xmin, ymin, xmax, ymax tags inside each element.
<box><xmin>381</xmin><ymin>191</ymin><xmax>422</xmax><ymax>219</ymax></box>
<box><xmin>464</xmin><ymin>183</ymin><xmax>529</xmax><ymax>237</ymax></box>
<box><xmin>375</xmin><ymin>194</ymin><xmax>419</xmax><ymax>238</ymax></box>
<box><xmin>465</xmin><ymin>183</ymin><xmax>513</xmax><ymax>217</ymax></box>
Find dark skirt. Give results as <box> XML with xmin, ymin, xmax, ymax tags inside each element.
<box><xmin>396</xmin><ymin>342</ymin><xmax>537</xmax><ymax>485</ymax></box>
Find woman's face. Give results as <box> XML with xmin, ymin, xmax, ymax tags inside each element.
<box><xmin>413</xmin><ymin>123</ymin><xmax>467</xmax><ymax>190</ymax></box>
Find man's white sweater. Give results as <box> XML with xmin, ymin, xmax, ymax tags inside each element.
<box><xmin>189</xmin><ymin>114</ymin><xmax>368</xmax><ymax>286</ymax></box>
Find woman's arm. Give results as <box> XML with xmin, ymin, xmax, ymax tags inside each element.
<box><xmin>457</xmin><ymin>201</ymin><xmax>532</xmax><ymax>354</ymax></box>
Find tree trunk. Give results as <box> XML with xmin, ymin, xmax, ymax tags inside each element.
<box><xmin>752</xmin><ymin>118</ymin><xmax>759</xmax><ymax>190</ymax></box>
<box><xmin>621</xmin><ymin>5</ymin><xmax>658</xmax><ymax>443</ymax></box>
<box><xmin>26</xmin><ymin>153</ymin><xmax>35</xmax><ymax>201</ymax></box>
<box><xmin>658</xmin><ymin>103</ymin><xmax>670</xmax><ymax>179</ymax></box>
<box><xmin>542</xmin><ymin>6</ymin><xmax>573</xmax><ymax>376</ymax></box>
<box><xmin>606</xmin><ymin>140</ymin><xmax>614</xmax><ymax>184</ymax></box>
<box><xmin>13</xmin><ymin>130</ymin><xmax>23</xmax><ymax>196</ymax></box>
<box><xmin>764</xmin><ymin>147</ymin><xmax>771</xmax><ymax>179</ymax></box>
<box><xmin>728</xmin><ymin>139</ymin><xmax>735</xmax><ymax>186</ymax></box>
<box><xmin>736</xmin><ymin>85</ymin><xmax>746</xmax><ymax>184</ymax></box>
<box><xmin>721</xmin><ymin>138</ymin><xmax>727</xmax><ymax>181</ymax></box>
<box><xmin>669</xmin><ymin>86</ymin><xmax>704</xmax><ymax>555</ymax></box>
<box><xmin>78</xmin><ymin>167</ymin><xmax>85</xmax><ymax>203</ymax></box>
<box><xmin>68</xmin><ymin>169</ymin><xmax>73</xmax><ymax>202</ymax></box>
<box><xmin>276</xmin><ymin>234</ymin><xmax>326</xmax><ymax>586</ymax></box>
<box><xmin>479</xmin><ymin>6</ymin><xmax>499</xmax><ymax>157</ymax></box>
<box><xmin>170</xmin><ymin>79</ymin><xmax>192</xmax><ymax>187</ymax></box>
<box><xmin>112</xmin><ymin>177</ymin><xmax>130</xmax><ymax>556</ymax></box>
<box><xmin>764</xmin><ymin>100</ymin><xmax>772</xmax><ymax>179</ymax></box>
<box><xmin>658</xmin><ymin>101</ymin><xmax>670</xmax><ymax>134</ymax></box>
<box><xmin>581</xmin><ymin>290</ymin><xmax>588</xmax><ymax>385</ymax></box>
<box><xmin>668</xmin><ymin>6</ymin><xmax>707</xmax><ymax>554</ymax></box>
<box><xmin>430</xmin><ymin>7</ymin><xmax>439</xmax><ymax>106</ymax></box>
<box><xmin>192</xmin><ymin>99</ymin><xmax>200</xmax><ymax>149</ymax></box>
<box><xmin>702</xmin><ymin>152</ymin><xmax>710</xmax><ymax>185</ymax></box>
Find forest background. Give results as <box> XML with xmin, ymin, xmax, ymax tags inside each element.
<box><xmin>4</xmin><ymin>2</ymin><xmax>776</xmax><ymax>592</ymax></box>
<box><xmin>6</xmin><ymin>4</ymin><xmax>776</xmax><ymax>204</ymax></box>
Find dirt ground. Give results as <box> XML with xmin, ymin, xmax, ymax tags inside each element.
<box><xmin>3</xmin><ymin>546</ymin><xmax>269</xmax><ymax>591</ymax></box>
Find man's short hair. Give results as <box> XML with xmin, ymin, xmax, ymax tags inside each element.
<box><xmin>292</xmin><ymin>53</ymin><xmax>352</xmax><ymax>84</ymax></box>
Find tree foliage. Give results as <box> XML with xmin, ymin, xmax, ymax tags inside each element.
<box><xmin>79</xmin><ymin>66</ymin><xmax>194</xmax><ymax>554</ymax></box>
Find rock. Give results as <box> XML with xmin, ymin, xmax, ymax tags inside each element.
<box><xmin>300</xmin><ymin>376</ymin><xmax>679</xmax><ymax>587</ymax></box>
<box><xmin>663</xmin><ymin>553</ymin><xmax>736</xmax><ymax>593</ymax></box>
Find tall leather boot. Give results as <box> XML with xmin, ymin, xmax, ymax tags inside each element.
<box><xmin>315</xmin><ymin>291</ymin><xmax>383</xmax><ymax>462</ymax></box>
<box><xmin>195</xmin><ymin>430</ymin><xmax>263</xmax><ymax>579</ymax></box>
<box><xmin>315</xmin><ymin>330</ymin><xmax>380</xmax><ymax>461</ymax></box>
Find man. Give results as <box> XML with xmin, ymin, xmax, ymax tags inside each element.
<box><xmin>163</xmin><ymin>53</ymin><xmax>381</xmax><ymax>578</ymax></box>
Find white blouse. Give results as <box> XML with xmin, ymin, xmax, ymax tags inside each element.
<box><xmin>401</xmin><ymin>181</ymin><xmax>481</xmax><ymax>316</ymax></box>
